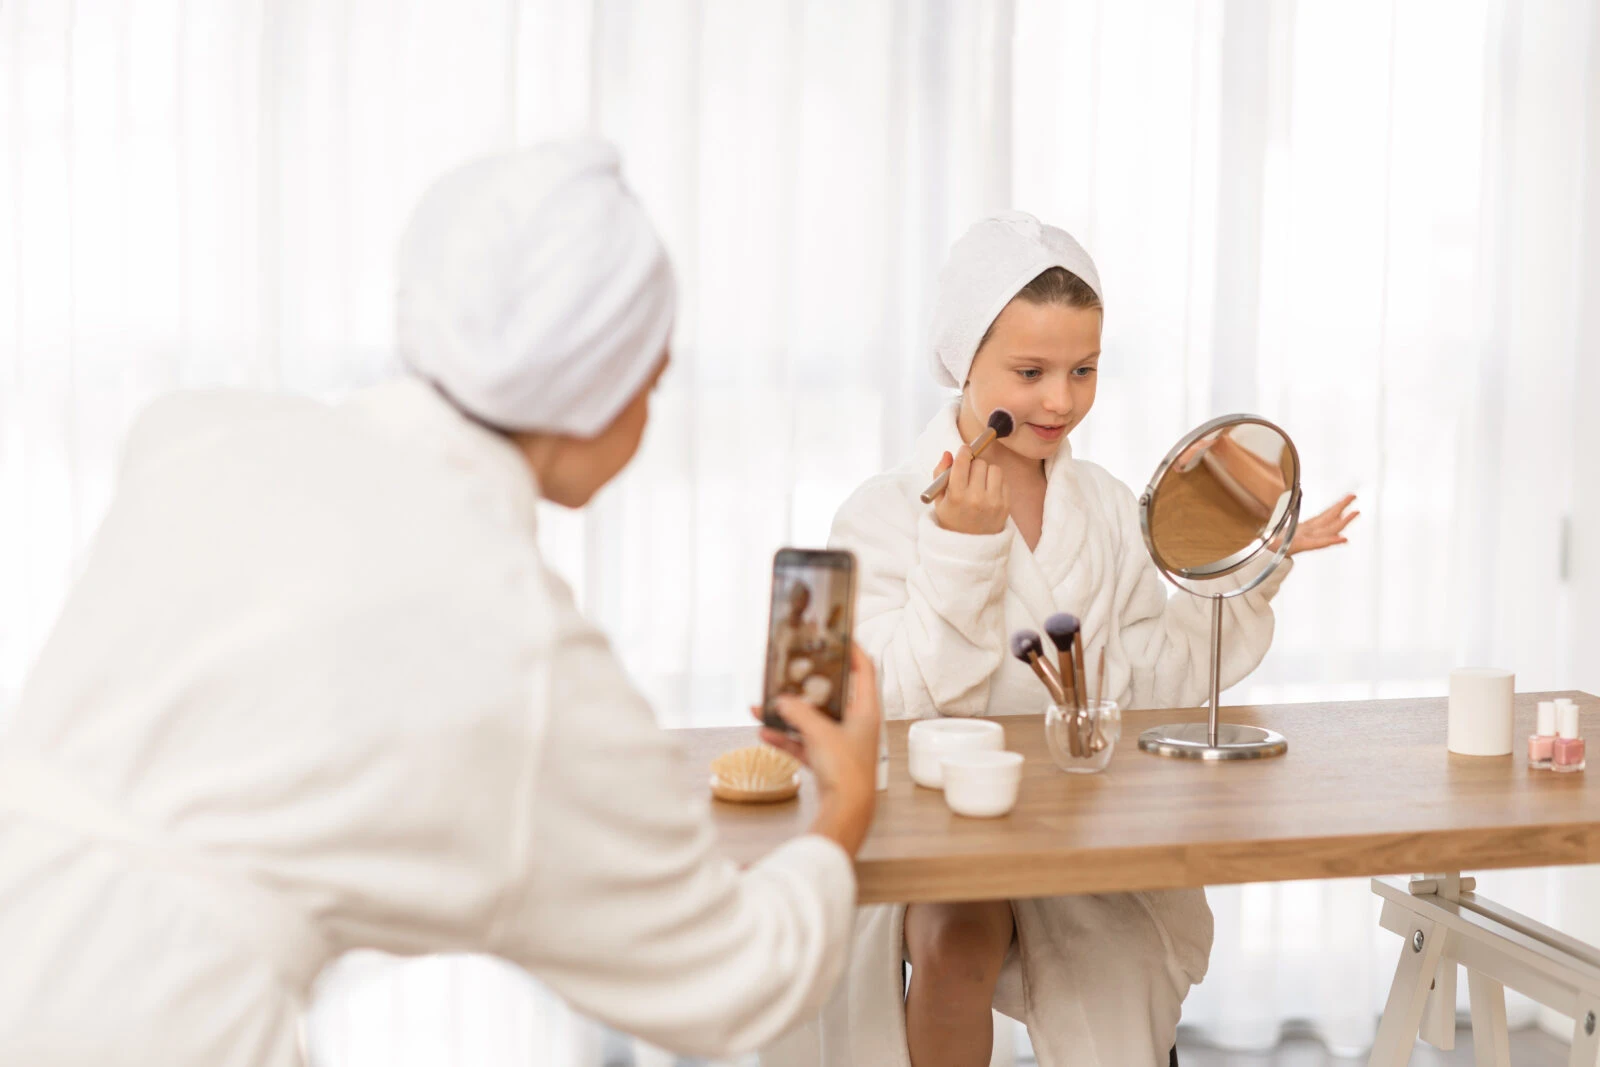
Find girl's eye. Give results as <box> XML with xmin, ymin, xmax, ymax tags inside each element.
<box><xmin>1073</xmin><ymin>365</ymin><xmax>1097</xmax><ymax>378</ymax></box>
<box><xmin>1018</xmin><ymin>368</ymin><xmax>1042</xmax><ymax>381</ymax></box>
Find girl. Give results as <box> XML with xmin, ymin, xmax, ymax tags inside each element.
<box><xmin>767</xmin><ymin>212</ymin><xmax>1356</xmax><ymax>1067</ymax></box>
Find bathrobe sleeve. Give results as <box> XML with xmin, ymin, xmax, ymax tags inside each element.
<box><xmin>487</xmin><ymin>594</ymin><xmax>857</xmax><ymax>1057</ymax></box>
<box><xmin>829</xmin><ymin>475</ymin><xmax>1013</xmax><ymax>719</ymax></box>
<box><xmin>1099</xmin><ymin>469</ymin><xmax>1294</xmax><ymax>708</ymax></box>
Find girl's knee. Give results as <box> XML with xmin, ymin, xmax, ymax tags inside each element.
<box><xmin>906</xmin><ymin>902</ymin><xmax>1013</xmax><ymax>988</ymax></box>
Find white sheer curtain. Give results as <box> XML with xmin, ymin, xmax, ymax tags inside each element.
<box><xmin>4</xmin><ymin>0</ymin><xmax>1597</xmax><ymax>1063</ymax></box>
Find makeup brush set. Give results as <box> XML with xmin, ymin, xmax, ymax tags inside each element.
<box><xmin>1011</xmin><ymin>614</ymin><xmax>1111</xmax><ymax>763</ymax></box>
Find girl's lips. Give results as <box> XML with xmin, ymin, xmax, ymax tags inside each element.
<box><xmin>1028</xmin><ymin>422</ymin><xmax>1067</xmax><ymax>441</ymax></box>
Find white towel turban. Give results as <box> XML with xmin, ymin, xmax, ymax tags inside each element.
<box><xmin>929</xmin><ymin>211</ymin><xmax>1102</xmax><ymax>389</ymax></box>
<box><xmin>397</xmin><ymin>138</ymin><xmax>676</xmax><ymax>437</ymax></box>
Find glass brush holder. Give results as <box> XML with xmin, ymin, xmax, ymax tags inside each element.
<box><xmin>1045</xmin><ymin>698</ymin><xmax>1120</xmax><ymax>773</ymax></box>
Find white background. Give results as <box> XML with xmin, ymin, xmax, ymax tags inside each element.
<box><xmin>4</xmin><ymin>0</ymin><xmax>1599</xmax><ymax>1062</ymax></box>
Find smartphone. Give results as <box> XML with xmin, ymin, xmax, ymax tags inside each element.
<box><xmin>760</xmin><ymin>548</ymin><xmax>857</xmax><ymax>732</ymax></box>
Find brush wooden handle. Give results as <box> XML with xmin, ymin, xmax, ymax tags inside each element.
<box><xmin>1026</xmin><ymin>652</ymin><xmax>1065</xmax><ymax>706</ymax></box>
<box><xmin>1054</xmin><ymin>649</ymin><xmax>1080</xmax><ymax>756</ymax></box>
<box><xmin>919</xmin><ymin>427</ymin><xmax>1000</xmax><ymax>504</ymax></box>
<box><xmin>1071</xmin><ymin>640</ymin><xmax>1090</xmax><ymax>754</ymax></box>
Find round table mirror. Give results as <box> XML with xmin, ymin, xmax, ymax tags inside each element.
<box><xmin>1136</xmin><ymin>414</ymin><xmax>1302</xmax><ymax>760</ymax></box>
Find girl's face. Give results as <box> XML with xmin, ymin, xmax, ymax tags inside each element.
<box><xmin>962</xmin><ymin>298</ymin><xmax>1102</xmax><ymax>463</ymax></box>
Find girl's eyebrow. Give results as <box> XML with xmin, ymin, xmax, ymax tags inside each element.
<box><xmin>1005</xmin><ymin>351</ymin><xmax>1102</xmax><ymax>363</ymax></box>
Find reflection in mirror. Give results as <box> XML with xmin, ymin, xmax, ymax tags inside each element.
<box><xmin>1147</xmin><ymin>424</ymin><xmax>1292</xmax><ymax>576</ymax></box>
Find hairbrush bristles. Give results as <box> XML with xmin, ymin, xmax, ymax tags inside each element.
<box><xmin>988</xmin><ymin>408</ymin><xmax>1015</xmax><ymax>439</ymax></box>
<box><xmin>1043</xmin><ymin>613</ymin><xmax>1081</xmax><ymax>651</ymax></box>
<box><xmin>1009</xmin><ymin>630</ymin><xmax>1045</xmax><ymax>662</ymax></box>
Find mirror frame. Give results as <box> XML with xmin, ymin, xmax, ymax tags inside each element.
<box><xmin>1136</xmin><ymin>413</ymin><xmax>1303</xmax><ymax>596</ymax></box>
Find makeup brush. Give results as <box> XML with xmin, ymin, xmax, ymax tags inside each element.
<box><xmin>1048</xmin><ymin>613</ymin><xmax>1095</xmax><ymax>755</ymax></box>
<box><xmin>1072</xmin><ymin>632</ymin><xmax>1091</xmax><ymax>753</ymax></box>
<box><xmin>1042</xmin><ymin>614</ymin><xmax>1082</xmax><ymax>711</ymax></box>
<box><xmin>1009</xmin><ymin>630</ymin><xmax>1065</xmax><ymax>706</ymax></box>
<box><xmin>1095</xmin><ymin>644</ymin><xmax>1106</xmax><ymax>708</ymax></box>
<box><xmin>1042</xmin><ymin>614</ymin><xmax>1085</xmax><ymax>756</ymax></box>
<box><xmin>1089</xmin><ymin>644</ymin><xmax>1109</xmax><ymax>753</ymax></box>
<box><xmin>921</xmin><ymin>408</ymin><xmax>1016</xmax><ymax>504</ymax></box>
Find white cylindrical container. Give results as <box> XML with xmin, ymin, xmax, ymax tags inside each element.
<box><xmin>1447</xmin><ymin>667</ymin><xmax>1515</xmax><ymax>756</ymax></box>
<box><xmin>907</xmin><ymin>719</ymin><xmax>1005</xmax><ymax>789</ymax></box>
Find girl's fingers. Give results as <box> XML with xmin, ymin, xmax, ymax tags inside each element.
<box><xmin>931</xmin><ymin>451</ymin><xmax>953</xmax><ymax>478</ymax></box>
<box><xmin>985</xmin><ymin>462</ymin><xmax>1005</xmax><ymax>501</ymax></box>
<box><xmin>1318</xmin><ymin>495</ymin><xmax>1358</xmax><ymax>522</ymax></box>
<box><xmin>950</xmin><ymin>446</ymin><xmax>974</xmax><ymax>493</ymax></box>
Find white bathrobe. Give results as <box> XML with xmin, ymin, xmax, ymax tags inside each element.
<box><xmin>0</xmin><ymin>380</ymin><xmax>855</xmax><ymax>1066</ymax></box>
<box><xmin>762</xmin><ymin>402</ymin><xmax>1291</xmax><ymax>1067</ymax></box>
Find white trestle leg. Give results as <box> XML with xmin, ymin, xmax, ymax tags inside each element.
<box><xmin>1369</xmin><ymin>874</ymin><xmax>1600</xmax><ymax>1067</ymax></box>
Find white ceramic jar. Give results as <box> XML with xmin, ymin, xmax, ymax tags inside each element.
<box><xmin>907</xmin><ymin>718</ymin><xmax>1005</xmax><ymax>789</ymax></box>
<box><xmin>940</xmin><ymin>751</ymin><xmax>1024</xmax><ymax>818</ymax></box>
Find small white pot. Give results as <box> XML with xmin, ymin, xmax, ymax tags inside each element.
<box><xmin>907</xmin><ymin>718</ymin><xmax>1005</xmax><ymax>789</ymax></box>
<box><xmin>940</xmin><ymin>750</ymin><xmax>1024</xmax><ymax>818</ymax></box>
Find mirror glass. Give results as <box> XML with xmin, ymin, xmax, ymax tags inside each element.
<box><xmin>1144</xmin><ymin>419</ymin><xmax>1298</xmax><ymax>580</ymax></box>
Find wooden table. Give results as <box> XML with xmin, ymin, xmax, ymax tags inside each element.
<box><xmin>681</xmin><ymin>691</ymin><xmax>1600</xmax><ymax>905</ymax></box>
<box><xmin>683</xmin><ymin>691</ymin><xmax>1600</xmax><ymax>1065</ymax></box>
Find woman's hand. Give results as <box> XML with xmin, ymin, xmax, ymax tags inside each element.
<box><xmin>750</xmin><ymin>644</ymin><xmax>881</xmax><ymax>856</ymax></box>
<box><xmin>1288</xmin><ymin>493</ymin><xmax>1359</xmax><ymax>555</ymax></box>
<box><xmin>931</xmin><ymin>446</ymin><xmax>1009</xmax><ymax>536</ymax></box>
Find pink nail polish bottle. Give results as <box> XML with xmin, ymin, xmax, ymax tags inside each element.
<box><xmin>1528</xmin><ymin>700</ymin><xmax>1557</xmax><ymax>768</ymax></box>
<box><xmin>1552</xmin><ymin>703</ymin><xmax>1585</xmax><ymax>773</ymax></box>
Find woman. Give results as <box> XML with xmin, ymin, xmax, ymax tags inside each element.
<box><xmin>0</xmin><ymin>140</ymin><xmax>880</xmax><ymax>1066</ymax></box>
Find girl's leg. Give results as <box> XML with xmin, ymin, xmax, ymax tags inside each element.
<box><xmin>903</xmin><ymin>900</ymin><xmax>1015</xmax><ymax>1067</ymax></box>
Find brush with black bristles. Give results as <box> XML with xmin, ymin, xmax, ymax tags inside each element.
<box><xmin>921</xmin><ymin>408</ymin><xmax>1016</xmax><ymax>504</ymax></box>
<box><xmin>1043</xmin><ymin>614</ymin><xmax>1085</xmax><ymax>709</ymax></box>
<box><xmin>1009</xmin><ymin>630</ymin><xmax>1065</xmax><ymax>706</ymax></box>
<box><xmin>1044</xmin><ymin>613</ymin><xmax>1089</xmax><ymax>756</ymax></box>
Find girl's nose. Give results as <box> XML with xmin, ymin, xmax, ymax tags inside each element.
<box><xmin>1044</xmin><ymin>379</ymin><xmax>1073</xmax><ymax>416</ymax></box>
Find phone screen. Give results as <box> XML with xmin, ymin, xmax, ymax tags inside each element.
<box><xmin>761</xmin><ymin>549</ymin><xmax>856</xmax><ymax>728</ymax></box>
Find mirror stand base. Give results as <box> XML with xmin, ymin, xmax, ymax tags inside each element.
<box><xmin>1137</xmin><ymin>722</ymin><xmax>1288</xmax><ymax>760</ymax></box>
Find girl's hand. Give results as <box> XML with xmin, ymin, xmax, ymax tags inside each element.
<box><xmin>931</xmin><ymin>446</ymin><xmax>1009</xmax><ymax>536</ymax></box>
<box><xmin>1288</xmin><ymin>494</ymin><xmax>1359</xmax><ymax>555</ymax></box>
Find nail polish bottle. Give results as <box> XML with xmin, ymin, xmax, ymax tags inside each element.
<box><xmin>1552</xmin><ymin>703</ymin><xmax>1585</xmax><ymax>773</ymax></box>
<box><xmin>1528</xmin><ymin>700</ymin><xmax>1557</xmax><ymax>768</ymax></box>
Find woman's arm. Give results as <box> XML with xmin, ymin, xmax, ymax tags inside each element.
<box><xmin>490</xmin><ymin>620</ymin><xmax>857</xmax><ymax>1058</ymax></box>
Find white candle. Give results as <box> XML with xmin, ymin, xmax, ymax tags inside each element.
<box><xmin>1448</xmin><ymin>667</ymin><xmax>1515</xmax><ymax>756</ymax></box>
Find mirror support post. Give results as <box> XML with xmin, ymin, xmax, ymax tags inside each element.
<box><xmin>1209</xmin><ymin>594</ymin><xmax>1223</xmax><ymax>748</ymax></box>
